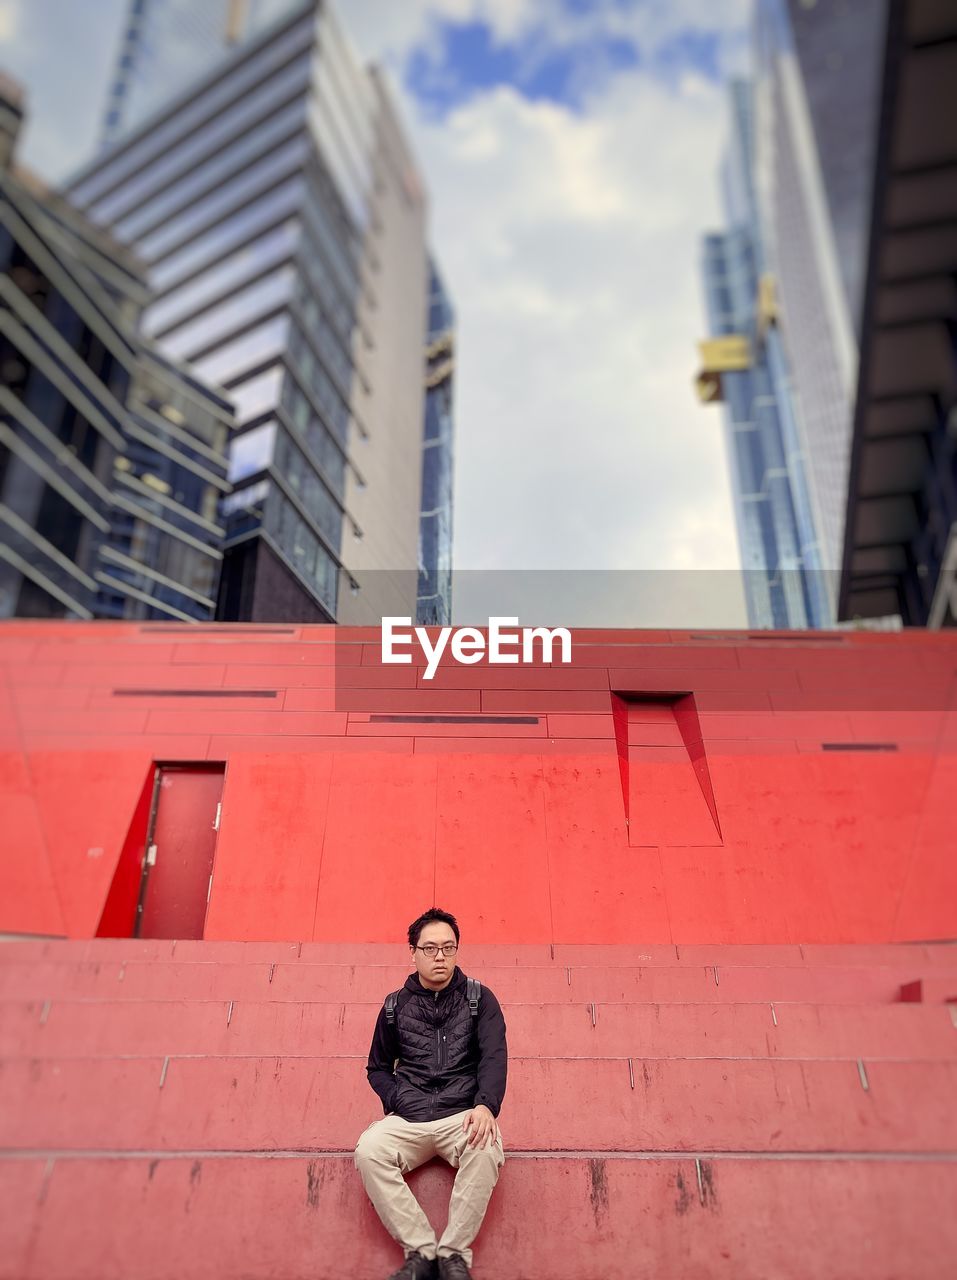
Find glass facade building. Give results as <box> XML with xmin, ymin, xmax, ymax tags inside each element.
<box><xmin>97</xmin><ymin>353</ymin><xmax>231</xmax><ymax>621</ymax></box>
<box><xmin>0</xmin><ymin>177</ymin><xmax>133</xmax><ymax>619</ymax></box>
<box><xmin>417</xmin><ymin>259</ymin><xmax>454</xmax><ymax>626</ymax></box>
<box><xmin>70</xmin><ymin>1</ymin><xmax>436</xmax><ymax>624</ymax></box>
<box><xmin>752</xmin><ymin>0</ymin><xmax>888</xmax><ymax>581</ymax></box>
<box><xmin>102</xmin><ymin>0</ymin><xmax>302</xmax><ymax>148</ymax></box>
<box><xmin>0</xmin><ymin>86</ymin><xmax>231</xmax><ymax>622</ymax></box>
<box><xmin>773</xmin><ymin>0</ymin><xmax>888</xmax><ymax>333</ymax></box>
<box><xmin>838</xmin><ymin>0</ymin><xmax>957</xmax><ymax>628</ymax></box>
<box><xmin>699</xmin><ymin>81</ymin><xmax>831</xmax><ymax>630</ymax></box>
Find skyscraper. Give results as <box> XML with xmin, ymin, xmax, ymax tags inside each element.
<box><xmin>101</xmin><ymin>0</ymin><xmax>302</xmax><ymax>148</ymax></box>
<box><xmin>0</xmin><ymin>76</ymin><xmax>232</xmax><ymax>622</ymax></box>
<box><xmin>96</xmin><ymin>352</ymin><xmax>232</xmax><ymax>622</ymax></box>
<box><xmin>698</xmin><ymin>81</ymin><xmax>831</xmax><ymax>629</ymax></box>
<box><xmin>417</xmin><ymin>258</ymin><xmax>455</xmax><ymax>626</ymax></box>
<box><xmin>751</xmin><ymin>0</ymin><xmax>889</xmax><ymax>578</ymax></box>
<box><xmin>839</xmin><ymin>0</ymin><xmax>957</xmax><ymax>627</ymax></box>
<box><xmin>68</xmin><ymin>1</ymin><xmax>437</xmax><ymax>625</ymax></box>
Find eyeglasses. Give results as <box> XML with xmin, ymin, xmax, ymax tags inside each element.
<box><xmin>414</xmin><ymin>943</ymin><xmax>458</xmax><ymax>958</ymax></box>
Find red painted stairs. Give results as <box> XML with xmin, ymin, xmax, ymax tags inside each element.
<box><xmin>1</xmin><ymin>939</ymin><xmax>956</xmax><ymax>1279</ymax></box>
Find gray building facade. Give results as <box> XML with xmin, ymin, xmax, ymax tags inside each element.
<box><xmin>752</xmin><ymin>0</ymin><xmax>889</xmax><ymax>582</ymax></box>
<box><xmin>699</xmin><ymin>81</ymin><xmax>831</xmax><ymax>629</ymax></box>
<box><xmin>839</xmin><ymin>0</ymin><xmax>957</xmax><ymax>628</ymax></box>
<box><xmin>0</xmin><ymin>78</ymin><xmax>231</xmax><ymax>622</ymax></box>
<box><xmin>417</xmin><ymin>258</ymin><xmax>454</xmax><ymax>626</ymax></box>
<box><xmin>69</xmin><ymin>1</ymin><xmax>435</xmax><ymax>625</ymax></box>
<box><xmin>97</xmin><ymin>352</ymin><xmax>232</xmax><ymax>622</ymax></box>
<box><xmin>102</xmin><ymin>0</ymin><xmax>302</xmax><ymax>149</ymax></box>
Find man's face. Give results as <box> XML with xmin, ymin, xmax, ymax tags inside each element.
<box><xmin>411</xmin><ymin>920</ymin><xmax>458</xmax><ymax>990</ymax></box>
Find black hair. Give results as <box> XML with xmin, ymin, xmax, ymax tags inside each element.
<box><xmin>408</xmin><ymin>907</ymin><xmax>460</xmax><ymax>949</ymax></box>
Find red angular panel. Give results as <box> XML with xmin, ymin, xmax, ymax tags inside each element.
<box><xmin>95</xmin><ymin>766</ymin><xmax>156</xmax><ymax>939</ymax></box>
<box><xmin>846</xmin><ymin>710</ymin><xmax>945</xmax><ymax>742</ymax></box>
<box><xmin>88</xmin><ymin>690</ymin><xmax>275</xmax><ymax>713</ymax></box>
<box><xmin>333</xmin><ymin>688</ymin><xmax>482</xmax><ymax>714</ymax></box>
<box><xmin>63</xmin><ymin>663</ymin><xmax>227</xmax><ymax>690</ymax></box>
<box><xmin>770</xmin><ymin>688</ymin><xmax>949</xmax><ymax>712</ymax></box>
<box><xmin>12</xmin><ymin>684</ymin><xmax>91</xmax><ymax>711</ymax></box>
<box><xmin>0</xmin><ymin>751</ymin><xmax>65</xmax><ymax>936</ymax></box>
<box><xmin>2</xmin><ymin>626</ymin><xmax>957</xmax><ymax>947</ymax></box>
<box><xmin>0</xmin><ymin>662</ymin><xmax>65</xmax><ymax>687</ymax></box>
<box><xmin>626</xmin><ymin>719</ymin><xmax>684</xmax><ymax>746</ymax></box>
<box><xmin>698</xmin><ymin>711</ymin><xmax>855</xmax><ymax>740</ymax></box>
<box><xmin>0</xmin><ymin>676</ymin><xmax>19</xmax><ymax>751</ymax></box>
<box><xmin>545</xmin><ymin>714</ymin><xmax>616</xmax><ymax>739</ymax></box>
<box><xmin>543</xmin><ymin>755</ymin><xmax>672</xmax><ymax>943</ymax></box>
<box><xmin>410</xmin><ymin>738</ymin><xmax>550</xmax><ymax>755</ymax></box>
<box><xmin>694</xmin><ymin>690</ymin><xmax>775</xmax><ymax>712</ymax></box>
<box><xmin>659</xmin><ymin>839</ymin><xmax>794</xmax><ymax>944</ymax></box>
<box><xmin>703</xmin><ymin>738</ymin><xmax>799</xmax><ymax>755</ymax></box>
<box><xmin>434</xmin><ymin>754</ymin><xmax>552</xmax><ymax>943</ymax></box>
<box><xmin>610</xmin><ymin>666</ymin><xmax>801</xmax><ymax>692</ymax></box>
<box><xmin>222</xmin><ymin>664</ymin><xmax>336</xmax><ymax>689</ymax></box>
<box><xmin>335</xmin><ymin>664</ymin><xmax>420</xmax><ymax>689</ymax></box>
<box><xmin>481</xmin><ymin>689</ymin><xmax>613</xmax><ymax>713</ymax></box>
<box><xmin>18</xmin><ymin>707</ymin><xmax>149</xmax><ymax>736</ymax></box>
<box><xmin>31</xmin><ymin>641</ymin><xmax>179</xmax><ymax>668</ymax></box>
<box><xmin>205</xmin><ymin>735</ymin><xmax>413</xmax><ymax>756</ymax></box>
<box><xmin>25</xmin><ymin>751</ymin><xmax>157</xmax><ymax>936</ymax></box>
<box><xmin>310</xmin><ymin>753</ymin><xmax>439</xmax><ymax>940</ymax></box>
<box><xmin>147</xmin><ymin>709</ymin><xmax>347</xmax><ymax>737</ymax></box>
<box><xmin>891</xmin><ymin>751</ymin><xmax>957</xmax><ymax>942</ymax></box>
<box><xmin>171</xmin><ymin>641</ymin><xmax>355</xmax><ymax>667</ymax></box>
<box><xmin>19</xmin><ymin>733</ymin><xmax>211</xmax><ymax>757</ymax></box>
<box><xmin>203</xmin><ymin>753</ymin><xmax>334</xmax><ymax>941</ymax></box>
<box><xmin>279</xmin><ymin>687</ymin><xmax>339</xmax><ymax>712</ymax></box>
<box><xmin>419</xmin><ymin>666</ymin><xmax>610</xmax><ymax>690</ymax></box>
<box><xmin>347</xmin><ymin>714</ymin><xmax>544</xmax><ymax>738</ymax></box>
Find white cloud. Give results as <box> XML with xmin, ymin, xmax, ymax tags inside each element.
<box><xmin>343</xmin><ymin>0</ymin><xmax>541</xmax><ymax>64</ymax></box>
<box><xmin>346</xmin><ymin>0</ymin><xmax>751</xmax><ymax>80</ymax></box>
<box><xmin>0</xmin><ymin>0</ymin><xmax>18</xmax><ymax>43</ymax></box>
<box><xmin>345</xmin><ymin>2</ymin><xmax>750</xmax><ymax>627</ymax></box>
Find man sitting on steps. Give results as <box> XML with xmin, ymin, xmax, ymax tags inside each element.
<box><xmin>355</xmin><ymin>907</ymin><xmax>508</xmax><ymax>1280</ymax></box>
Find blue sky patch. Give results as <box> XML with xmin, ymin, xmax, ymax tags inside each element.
<box><xmin>405</xmin><ymin>18</ymin><xmax>641</xmax><ymax>117</ymax></box>
<box><xmin>652</xmin><ymin>29</ymin><xmax>726</xmax><ymax>82</ymax></box>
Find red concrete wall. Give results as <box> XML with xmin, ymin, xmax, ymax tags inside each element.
<box><xmin>4</xmin><ymin>936</ymin><xmax>956</xmax><ymax>1280</ymax></box>
<box><xmin>1</xmin><ymin>621</ymin><xmax>955</xmax><ymax>945</ymax></box>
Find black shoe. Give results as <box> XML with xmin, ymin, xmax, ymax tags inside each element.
<box><xmin>388</xmin><ymin>1252</ymin><xmax>436</xmax><ymax>1280</ymax></box>
<box><xmin>437</xmin><ymin>1256</ymin><xmax>472</xmax><ymax>1280</ymax></box>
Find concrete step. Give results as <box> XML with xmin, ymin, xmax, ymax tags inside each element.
<box><xmin>3</xmin><ymin>938</ymin><xmax>956</xmax><ymax>969</ymax></box>
<box><xmin>3</xmin><ymin>959</ymin><xmax>954</xmax><ymax>1004</ymax></box>
<box><xmin>3</xmin><ymin>997</ymin><xmax>956</xmax><ymax>1061</ymax></box>
<box><xmin>2</xmin><ymin>1054</ymin><xmax>955</xmax><ymax>1154</ymax></box>
<box><xmin>2</xmin><ymin>1151</ymin><xmax>955</xmax><ymax>1280</ymax></box>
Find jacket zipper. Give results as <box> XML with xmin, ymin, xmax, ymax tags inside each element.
<box><xmin>429</xmin><ymin>990</ymin><xmax>441</xmax><ymax>1120</ymax></box>
<box><xmin>434</xmin><ymin>989</ymin><xmax>446</xmax><ymax>1070</ymax></box>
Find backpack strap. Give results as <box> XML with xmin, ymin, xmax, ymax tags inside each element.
<box><xmin>466</xmin><ymin>977</ymin><xmax>481</xmax><ymax>1018</ymax></box>
<box><xmin>386</xmin><ymin>981</ymin><xmax>481</xmax><ymax>1023</ymax></box>
<box><xmin>384</xmin><ymin>990</ymin><xmax>402</xmax><ymax>1025</ymax></box>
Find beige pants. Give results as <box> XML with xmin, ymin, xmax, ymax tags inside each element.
<box><xmin>354</xmin><ymin>1111</ymin><xmax>505</xmax><ymax>1267</ymax></box>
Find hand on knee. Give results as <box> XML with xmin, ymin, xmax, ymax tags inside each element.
<box><xmin>458</xmin><ymin>1138</ymin><xmax>503</xmax><ymax>1171</ymax></box>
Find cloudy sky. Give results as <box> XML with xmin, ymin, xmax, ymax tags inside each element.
<box><xmin>0</xmin><ymin>0</ymin><xmax>751</xmax><ymax>625</ymax></box>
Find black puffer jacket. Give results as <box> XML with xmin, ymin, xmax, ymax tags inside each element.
<box><xmin>366</xmin><ymin>967</ymin><xmax>507</xmax><ymax>1122</ymax></box>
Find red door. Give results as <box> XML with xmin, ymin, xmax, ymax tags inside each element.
<box><xmin>136</xmin><ymin>765</ymin><xmax>225</xmax><ymax>940</ymax></box>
